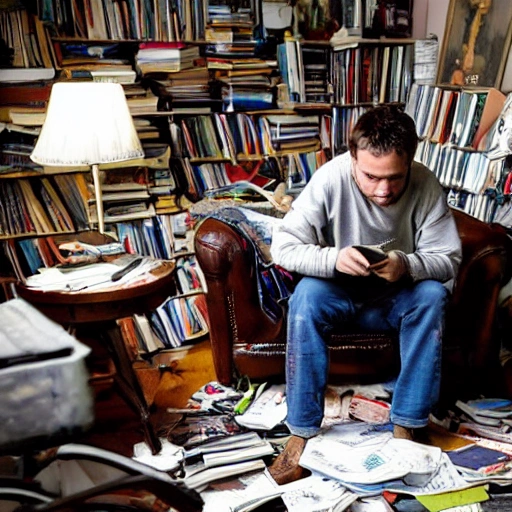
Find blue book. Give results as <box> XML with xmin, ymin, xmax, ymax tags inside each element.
<box><xmin>17</xmin><ymin>239</ymin><xmax>44</xmax><ymax>276</ymax></box>
<box><xmin>447</xmin><ymin>444</ymin><xmax>510</xmax><ymax>471</ymax></box>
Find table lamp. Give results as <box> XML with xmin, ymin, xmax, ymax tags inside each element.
<box><xmin>30</xmin><ymin>82</ymin><xmax>144</xmax><ymax>234</ymax></box>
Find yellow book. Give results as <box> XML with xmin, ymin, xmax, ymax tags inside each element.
<box><xmin>17</xmin><ymin>180</ymin><xmax>52</xmax><ymax>234</ymax></box>
<box><xmin>41</xmin><ymin>178</ymin><xmax>75</xmax><ymax>231</ymax></box>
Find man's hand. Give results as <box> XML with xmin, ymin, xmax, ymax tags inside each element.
<box><xmin>335</xmin><ymin>247</ymin><xmax>375</xmax><ymax>276</ymax></box>
<box><xmin>369</xmin><ymin>250</ymin><xmax>408</xmax><ymax>282</ymax></box>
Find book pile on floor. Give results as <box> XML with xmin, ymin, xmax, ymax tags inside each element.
<box><xmin>132</xmin><ymin>381</ymin><xmax>512</xmax><ymax>511</ymax></box>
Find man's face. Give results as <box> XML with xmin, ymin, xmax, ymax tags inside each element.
<box><xmin>352</xmin><ymin>149</ymin><xmax>410</xmax><ymax>207</ymax></box>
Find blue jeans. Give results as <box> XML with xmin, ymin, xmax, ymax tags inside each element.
<box><xmin>285</xmin><ymin>276</ymin><xmax>448</xmax><ymax>438</ymax></box>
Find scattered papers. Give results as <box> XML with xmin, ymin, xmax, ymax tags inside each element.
<box><xmin>201</xmin><ymin>471</ymin><xmax>358</xmax><ymax>512</ymax></box>
<box><xmin>300</xmin><ymin>424</ymin><xmax>442</xmax><ymax>485</ymax></box>
<box><xmin>165</xmin><ymin>379</ymin><xmax>512</xmax><ymax>510</ymax></box>
<box><xmin>341</xmin><ymin>453</ymin><xmax>472</xmax><ymax>497</ymax></box>
<box><xmin>280</xmin><ymin>475</ymin><xmax>358</xmax><ymax>512</ymax></box>
<box><xmin>235</xmin><ymin>384</ymin><xmax>287</xmax><ymax>430</ymax></box>
<box><xmin>132</xmin><ymin>438</ymin><xmax>184</xmax><ymax>472</ymax></box>
<box><xmin>24</xmin><ymin>255</ymin><xmax>163</xmax><ymax>292</ymax></box>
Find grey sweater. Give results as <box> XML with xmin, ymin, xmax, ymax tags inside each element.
<box><xmin>270</xmin><ymin>152</ymin><xmax>462</xmax><ymax>290</ymax></box>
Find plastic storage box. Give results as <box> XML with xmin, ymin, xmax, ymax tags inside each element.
<box><xmin>0</xmin><ymin>298</ymin><xmax>94</xmax><ymax>449</ymax></box>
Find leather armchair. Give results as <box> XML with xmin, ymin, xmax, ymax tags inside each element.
<box><xmin>194</xmin><ymin>208</ymin><xmax>512</xmax><ymax>400</ymax></box>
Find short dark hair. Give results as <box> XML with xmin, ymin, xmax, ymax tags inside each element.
<box><xmin>348</xmin><ymin>105</ymin><xmax>419</xmax><ymax>164</ymax></box>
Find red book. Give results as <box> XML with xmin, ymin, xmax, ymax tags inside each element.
<box><xmin>138</xmin><ymin>41</ymin><xmax>187</xmax><ymax>50</ymax></box>
<box><xmin>0</xmin><ymin>81</ymin><xmax>53</xmax><ymax>107</ymax></box>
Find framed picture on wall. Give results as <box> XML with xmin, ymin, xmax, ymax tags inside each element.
<box><xmin>437</xmin><ymin>0</ymin><xmax>512</xmax><ymax>88</ymax></box>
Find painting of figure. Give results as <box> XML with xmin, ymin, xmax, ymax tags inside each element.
<box><xmin>437</xmin><ymin>0</ymin><xmax>512</xmax><ymax>88</ymax></box>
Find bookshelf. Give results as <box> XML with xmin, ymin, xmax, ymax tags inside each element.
<box><xmin>0</xmin><ymin>0</ymin><xmax>420</xmax><ymax>358</ymax></box>
<box><xmin>405</xmin><ymin>82</ymin><xmax>511</xmax><ymax>223</ymax></box>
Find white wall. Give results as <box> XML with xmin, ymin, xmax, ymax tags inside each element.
<box><xmin>425</xmin><ymin>0</ymin><xmax>450</xmax><ymax>48</ymax></box>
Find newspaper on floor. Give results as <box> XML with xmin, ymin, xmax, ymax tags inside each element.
<box><xmin>280</xmin><ymin>474</ymin><xmax>358</xmax><ymax>511</ymax></box>
<box><xmin>340</xmin><ymin>453</ymin><xmax>473</xmax><ymax>497</ymax></box>
<box><xmin>201</xmin><ymin>470</ymin><xmax>358</xmax><ymax>512</ymax></box>
<box><xmin>201</xmin><ymin>470</ymin><xmax>278</xmax><ymax>512</ymax></box>
<box><xmin>299</xmin><ymin>423</ymin><xmax>443</xmax><ymax>486</ymax></box>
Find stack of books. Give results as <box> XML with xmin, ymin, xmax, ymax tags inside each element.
<box><xmin>204</xmin><ymin>1</ymin><xmax>258</xmax><ymax>59</ymax></box>
<box><xmin>170</xmin><ymin>431</ymin><xmax>274</xmax><ymax>492</ymax></box>
<box><xmin>302</xmin><ymin>46</ymin><xmax>331</xmax><ymax>103</ymax></box>
<box><xmin>136</xmin><ymin>42</ymin><xmax>200</xmax><ymax>74</ymax></box>
<box><xmin>0</xmin><ymin>80</ymin><xmax>53</xmax><ymax>127</ymax></box>
<box><xmin>144</xmin><ymin>67</ymin><xmax>215</xmax><ymax>113</ymax></box>
<box><xmin>208</xmin><ymin>57</ymin><xmax>279</xmax><ymax>111</ymax></box>
<box><xmin>259</xmin><ymin>114</ymin><xmax>321</xmax><ymax>153</ymax></box>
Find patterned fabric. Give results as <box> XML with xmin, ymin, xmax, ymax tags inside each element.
<box><xmin>200</xmin><ymin>206</ymin><xmax>294</xmax><ymax>322</ymax></box>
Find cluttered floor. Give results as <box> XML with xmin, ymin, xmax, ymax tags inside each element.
<box><xmin>4</xmin><ymin>352</ymin><xmax>512</xmax><ymax>512</ymax></box>
<box><xmin>83</xmin><ymin>375</ymin><xmax>512</xmax><ymax>511</ymax></box>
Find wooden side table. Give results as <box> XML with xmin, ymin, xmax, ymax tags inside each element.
<box><xmin>15</xmin><ymin>261</ymin><xmax>176</xmax><ymax>455</ymax></box>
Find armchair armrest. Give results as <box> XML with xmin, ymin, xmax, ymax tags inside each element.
<box><xmin>446</xmin><ymin>209</ymin><xmax>512</xmax><ymax>395</ymax></box>
<box><xmin>195</xmin><ymin>218</ymin><xmax>285</xmax><ymax>384</ymax></box>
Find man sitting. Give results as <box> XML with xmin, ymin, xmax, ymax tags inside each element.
<box><xmin>269</xmin><ymin>105</ymin><xmax>462</xmax><ymax>484</ymax></box>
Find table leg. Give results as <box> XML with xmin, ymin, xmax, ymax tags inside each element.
<box><xmin>103</xmin><ymin>323</ymin><xmax>162</xmax><ymax>455</ymax></box>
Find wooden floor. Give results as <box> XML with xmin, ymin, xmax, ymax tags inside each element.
<box><xmin>80</xmin><ymin>338</ymin><xmax>217</xmax><ymax>457</ymax></box>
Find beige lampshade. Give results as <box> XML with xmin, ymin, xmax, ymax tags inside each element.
<box><xmin>30</xmin><ymin>82</ymin><xmax>144</xmax><ymax>234</ymax></box>
<box><xmin>31</xmin><ymin>82</ymin><xmax>144</xmax><ymax>166</ymax></box>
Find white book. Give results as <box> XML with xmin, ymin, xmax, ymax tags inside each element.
<box><xmin>0</xmin><ymin>67</ymin><xmax>55</xmax><ymax>82</ymax></box>
<box><xmin>185</xmin><ymin>432</ymin><xmax>263</xmax><ymax>458</ymax></box>
<box><xmin>202</xmin><ymin>441</ymin><xmax>274</xmax><ymax>468</ymax></box>
<box><xmin>91</xmin><ymin>70</ymin><xmax>137</xmax><ymax>84</ymax></box>
<box><xmin>102</xmin><ymin>190</ymin><xmax>150</xmax><ymax>202</ymax></box>
<box><xmin>133</xmin><ymin>314</ymin><xmax>166</xmax><ymax>353</ymax></box>
<box><xmin>185</xmin><ymin>459</ymin><xmax>267</xmax><ymax>491</ymax></box>
<box><xmin>455</xmin><ymin>400</ymin><xmax>502</xmax><ymax>426</ymax></box>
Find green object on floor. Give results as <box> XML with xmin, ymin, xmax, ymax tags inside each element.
<box><xmin>234</xmin><ymin>382</ymin><xmax>267</xmax><ymax>415</ymax></box>
<box><xmin>416</xmin><ymin>485</ymin><xmax>489</xmax><ymax>512</ymax></box>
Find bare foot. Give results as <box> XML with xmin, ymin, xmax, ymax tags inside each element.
<box><xmin>268</xmin><ymin>435</ymin><xmax>310</xmax><ymax>485</ymax></box>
